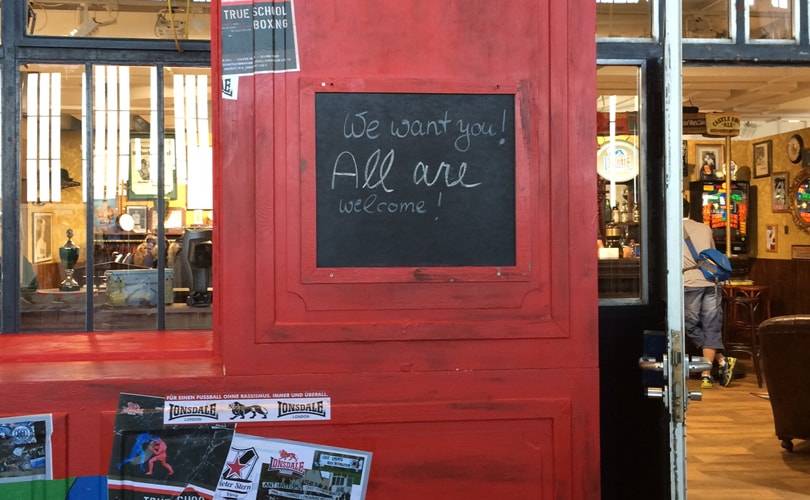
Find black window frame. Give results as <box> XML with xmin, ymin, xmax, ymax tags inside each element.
<box><xmin>1</xmin><ymin>1</ymin><xmax>211</xmax><ymax>332</ymax></box>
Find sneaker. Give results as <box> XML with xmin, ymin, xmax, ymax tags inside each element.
<box><xmin>720</xmin><ymin>357</ymin><xmax>736</xmax><ymax>387</ymax></box>
<box><xmin>701</xmin><ymin>376</ymin><xmax>714</xmax><ymax>389</ymax></box>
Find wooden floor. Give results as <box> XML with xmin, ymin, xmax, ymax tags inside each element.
<box><xmin>687</xmin><ymin>360</ymin><xmax>810</xmax><ymax>499</ymax></box>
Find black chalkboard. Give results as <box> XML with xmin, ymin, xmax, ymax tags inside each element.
<box><xmin>316</xmin><ymin>93</ymin><xmax>516</xmax><ymax>268</ymax></box>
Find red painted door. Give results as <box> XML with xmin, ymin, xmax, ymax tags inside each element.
<box><xmin>216</xmin><ymin>0</ymin><xmax>598</xmax><ymax>497</ymax></box>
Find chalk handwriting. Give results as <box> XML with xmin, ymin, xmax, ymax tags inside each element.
<box><xmin>331</xmin><ymin>149</ymin><xmax>395</xmax><ymax>193</ymax></box>
<box><xmin>328</xmin><ymin>105</ymin><xmax>511</xmax><ymax>214</ymax></box>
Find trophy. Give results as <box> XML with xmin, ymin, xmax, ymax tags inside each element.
<box><xmin>59</xmin><ymin>228</ymin><xmax>81</xmax><ymax>292</ymax></box>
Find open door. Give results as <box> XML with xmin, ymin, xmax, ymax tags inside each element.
<box><xmin>637</xmin><ymin>4</ymin><xmax>710</xmax><ymax>499</ymax></box>
<box><xmin>216</xmin><ymin>0</ymin><xmax>601</xmax><ymax>497</ymax></box>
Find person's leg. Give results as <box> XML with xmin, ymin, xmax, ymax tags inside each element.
<box><xmin>685</xmin><ymin>287</ymin><xmax>706</xmax><ymax>368</ymax></box>
<box><xmin>701</xmin><ymin>286</ymin><xmax>735</xmax><ymax>386</ymax></box>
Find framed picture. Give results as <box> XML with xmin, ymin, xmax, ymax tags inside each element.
<box><xmin>32</xmin><ymin>212</ymin><xmax>53</xmax><ymax>263</ymax></box>
<box><xmin>695</xmin><ymin>144</ymin><xmax>723</xmax><ymax>180</ymax></box>
<box><xmin>771</xmin><ymin>171</ymin><xmax>790</xmax><ymax>213</ymax></box>
<box><xmin>753</xmin><ymin>140</ymin><xmax>773</xmax><ymax>178</ymax></box>
<box><xmin>765</xmin><ymin>224</ymin><xmax>778</xmax><ymax>253</ymax></box>
<box><xmin>127</xmin><ymin>135</ymin><xmax>178</xmax><ymax>200</ymax></box>
<box><xmin>148</xmin><ymin>207</ymin><xmax>186</xmax><ymax>233</ymax></box>
<box><xmin>126</xmin><ymin>205</ymin><xmax>148</xmax><ymax>233</ymax></box>
<box><xmin>165</xmin><ymin>208</ymin><xmax>186</xmax><ymax>229</ymax></box>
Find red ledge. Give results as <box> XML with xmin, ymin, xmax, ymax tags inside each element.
<box><xmin>0</xmin><ymin>358</ymin><xmax>223</xmax><ymax>384</ymax></box>
<box><xmin>0</xmin><ymin>330</ymin><xmax>221</xmax><ymax>383</ymax></box>
<box><xmin>0</xmin><ymin>330</ymin><xmax>215</xmax><ymax>363</ymax></box>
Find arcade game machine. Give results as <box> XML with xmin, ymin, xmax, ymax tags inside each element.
<box><xmin>689</xmin><ymin>180</ymin><xmax>756</xmax><ymax>274</ymax></box>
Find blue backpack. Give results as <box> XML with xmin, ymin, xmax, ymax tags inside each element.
<box><xmin>684</xmin><ymin>236</ymin><xmax>732</xmax><ymax>283</ymax></box>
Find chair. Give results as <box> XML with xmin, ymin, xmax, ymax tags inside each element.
<box><xmin>758</xmin><ymin>315</ymin><xmax>810</xmax><ymax>452</ymax></box>
<box><xmin>722</xmin><ymin>284</ymin><xmax>770</xmax><ymax>387</ymax></box>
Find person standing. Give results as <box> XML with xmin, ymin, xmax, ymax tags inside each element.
<box><xmin>683</xmin><ymin>198</ymin><xmax>736</xmax><ymax>388</ymax></box>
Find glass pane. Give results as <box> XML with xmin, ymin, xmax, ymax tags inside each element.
<box><xmin>597</xmin><ymin>0</ymin><xmax>653</xmax><ymax>39</ymax></box>
<box><xmin>596</xmin><ymin>66</ymin><xmax>643</xmax><ymax>300</ymax></box>
<box><xmin>164</xmin><ymin>67</ymin><xmax>213</xmax><ymax>330</ymax></box>
<box><xmin>748</xmin><ymin>0</ymin><xmax>795</xmax><ymax>40</ymax></box>
<box><xmin>684</xmin><ymin>0</ymin><xmax>731</xmax><ymax>39</ymax></box>
<box><xmin>26</xmin><ymin>1</ymin><xmax>210</xmax><ymax>40</ymax></box>
<box><xmin>92</xmin><ymin>65</ymin><xmax>158</xmax><ymax>331</ymax></box>
<box><xmin>20</xmin><ymin>64</ymin><xmax>87</xmax><ymax>332</ymax></box>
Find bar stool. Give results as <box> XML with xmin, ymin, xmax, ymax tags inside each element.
<box><xmin>722</xmin><ymin>284</ymin><xmax>771</xmax><ymax>387</ymax></box>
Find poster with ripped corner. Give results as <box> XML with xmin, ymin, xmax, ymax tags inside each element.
<box><xmin>215</xmin><ymin>434</ymin><xmax>372</xmax><ymax>500</ymax></box>
<box><xmin>0</xmin><ymin>414</ymin><xmax>53</xmax><ymax>484</ymax></box>
<box><xmin>107</xmin><ymin>393</ymin><xmax>234</xmax><ymax>500</ymax></box>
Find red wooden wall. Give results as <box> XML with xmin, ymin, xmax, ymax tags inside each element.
<box><xmin>0</xmin><ymin>1</ymin><xmax>598</xmax><ymax>498</ymax></box>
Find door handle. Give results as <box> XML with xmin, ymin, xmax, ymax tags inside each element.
<box><xmin>687</xmin><ymin>356</ymin><xmax>711</xmax><ymax>374</ymax></box>
<box><xmin>639</xmin><ymin>356</ymin><xmax>664</xmax><ymax>372</ymax></box>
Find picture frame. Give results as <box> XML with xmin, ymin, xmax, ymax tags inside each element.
<box><xmin>32</xmin><ymin>212</ymin><xmax>53</xmax><ymax>264</ymax></box>
<box><xmin>126</xmin><ymin>205</ymin><xmax>148</xmax><ymax>233</ymax></box>
<box><xmin>127</xmin><ymin>135</ymin><xmax>178</xmax><ymax>200</ymax></box>
<box><xmin>165</xmin><ymin>208</ymin><xmax>186</xmax><ymax>229</ymax></box>
<box><xmin>765</xmin><ymin>224</ymin><xmax>778</xmax><ymax>253</ymax></box>
<box><xmin>771</xmin><ymin>171</ymin><xmax>790</xmax><ymax>213</ymax></box>
<box><xmin>695</xmin><ymin>144</ymin><xmax>724</xmax><ymax>180</ymax></box>
<box><xmin>148</xmin><ymin>207</ymin><xmax>186</xmax><ymax>233</ymax></box>
<box><xmin>753</xmin><ymin>140</ymin><xmax>773</xmax><ymax>178</ymax></box>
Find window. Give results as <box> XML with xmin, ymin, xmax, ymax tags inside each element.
<box><xmin>596</xmin><ymin>65</ymin><xmax>645</xmax><ymax>301</ymax></box>
<box><xmin>18</xmin><ymin>63</ymin><xmax>213</xmax><ymax>332</ymax></box>
<box><xmin>747</xmin><ymin>0</ymin><xmax>798</xmax><ymax>41</ymax></box>
<box><xmin>26</xmin><ymin>1</ymin><xmax>211</xmax><ymax>40</ymax></box>
<box><xmin>684</xmin><ymin>0</ymin><xmax>733</xmax><ymax>40</ymax></box>
<box><xmin>596</xmin><ymin>0</ymin><xmax>654</xmax><ymax>39</ymax></box>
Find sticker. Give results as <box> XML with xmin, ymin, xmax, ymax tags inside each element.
<box><xmin>107</xmin><ymin>393</ymin><xmax>234</xmax><ymax>500</ymax></box>
<box><xmin>222</xmin><ymin>75</ymin><xmax>240</xmax><ymax>100</ymax></box>
<box><xmin>221</xmin><ymin>0</ymin><xmax>300</xmax><ymax>76</ymax></box>
<box><xmin>215</xmin><ymin>434</ymin><xmax>372</xmax><ymax>500</ymax></box>
<box><xmin>163</xmin><ymin>393</ymin><xmax>331</xmax><ymax>425</ymax></box>
<box><xmin>0</xmin><ymin>414</ymin><xmax>53</xmax><ymax>484</ymax></box>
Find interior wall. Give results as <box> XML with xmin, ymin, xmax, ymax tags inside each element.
<box><xmin>685</xmin><ymin>129</ymin><xmax>810</xmax><ymax>259</ymax></box>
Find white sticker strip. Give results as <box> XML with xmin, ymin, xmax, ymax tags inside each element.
<box><xmin>164</xmin><ymin>396</ymin><xmax>331</xmax><ymax>425</ymax></box>
<box><xmin>222</xmin><ymin>75</ymin><xmax>239</xmax><ymax>100</ymax></box>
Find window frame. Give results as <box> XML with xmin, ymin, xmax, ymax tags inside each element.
<box><xmin>596</xmin><ymin>59</ymin><xmax>650</xmax><ymax>306</ymax></box>
<box><xmin>1</xmin><ymin>1</ymin><xmax>212</xmax><ymax>333</ymax></box>
<box><xmin>744</xmin><ymin>0</ymin><xmax>801</xmax><ymax>44</ymax></box>
<box><xmin>595</xmin><ymin>0</ymin><xmax>660</xmax><ymax>43</ymax></box>
<box><xmin>683</xmin><ymin>0</ymin><xmax>737</xmax><ymax>45</ymax></box>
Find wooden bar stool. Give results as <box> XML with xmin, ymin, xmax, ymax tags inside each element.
<box><xmin>722</xmin><ymin>284</ymin><xmax>771</xmax><ymax>387</ymax></box>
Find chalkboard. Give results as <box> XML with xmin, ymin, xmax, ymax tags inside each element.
<box><xmin>316</xmin><ymin>93</ymin><xmax>516</xmax><ymax>268</ymax></box>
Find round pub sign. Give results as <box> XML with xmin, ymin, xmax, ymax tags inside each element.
<box><xmin>596</xmin><ymin>140</ymin><xmax>639</xmax><ymax>182</ymax></box>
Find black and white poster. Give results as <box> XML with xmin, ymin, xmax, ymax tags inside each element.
<box><xmin>164</xmin><ymin>393</ymin><xmax>331</xmax><ymax>425</ymax></box>
<box><xmin>221</xmin><ymin>0</ymin><xmax>300</xmax><ymax>76</ymax></box>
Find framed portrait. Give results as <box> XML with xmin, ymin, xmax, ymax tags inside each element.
<box><xmin>126</xmin><ymin>205</ymin><xmax>148</xmax><ymax>233</ymax></box>
<box><xmin>32</xmin><ymin>212</ymin><xmax>53</xmax><ymax>263</ymax></box>
<box><xmin>771</xmin><ymin>171</ymin><xmax>790</xmax><ymax>213</ymax></box>
<box><xmin>695</xmin><ymin>144</ymin><xmax>723</xmax><ymax>180</ymax></box>
<box><xmin>753</xmin><ymin>140</ymin><xmax>773</xmax><ymax>178</ymax></box>
<box><xmin>127</xmin><ymin>135</ymin><xmax>178</xmax><ymax>200</ymax></box>
<box><xmin>765</xmin><ymin>224</ymin><xmax>778</xmax><ymax>253</ymax></box>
